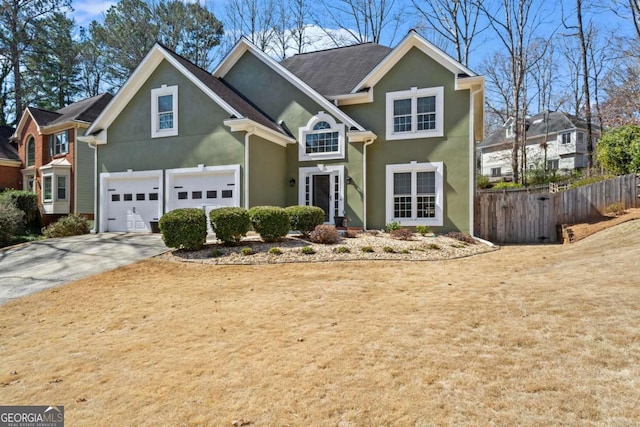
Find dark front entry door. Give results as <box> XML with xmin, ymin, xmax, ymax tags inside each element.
<box><xmin>313</xmin><ymin>174</ymin><xmax>330</xmax><ymax>222</ymax></box>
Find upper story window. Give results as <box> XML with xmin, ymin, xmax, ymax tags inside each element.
<box><xmin>26</xmin><ymin>136</ymin><xmax>35</xmax><ymax>166</ymax></box>
<box><xmin>298</xmin><ymin>112</ymin><xmax>345</xmax><ymax>161</ymax></box>
<box><xmin>386</xmin><ymin>86</ymin><xmax>444</xmax><ymax>140</ymax></box>
<box><xmin>561</xmin><ymin>132</ymin><xmax>571</xmax><ymax>144</ymax></box>
<box><xmin>48</xmin><ymin>130</ymin><xmax>69</xmax><ymax>156</ymax></box>
<box><xmin>151</xmin><ymin>85</ymin><xmax>178</xmax><ymax>138</ymax></box>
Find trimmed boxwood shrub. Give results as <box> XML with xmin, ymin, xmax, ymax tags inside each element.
<box><xmin>285</xmin><ymin>205</ymin><xmax>325</xmax><ymax>237</ymax></box>
<box><xmin>43</xmin><ymin>214</ymin><xmax>91</xmax><ymax>238</ymax></box>
<box><xmin>209</xmin><ymin>207</ymin><xmax>251</xmax><ymax>245</ymax></box>
<box><xmin>248</xmin><ymin>206</ymin><xmax>290</xmax><ymax>242</ymax></box>
<box><xmin>159</xmin><ymin>208</ymin><xmax>207</xmax><ymax>251</ymax></box>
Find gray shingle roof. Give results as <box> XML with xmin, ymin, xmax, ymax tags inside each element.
<box><xmin>0</xmin><ymin>126</ymin><xmax>19</xmax><ymax>161</ymax></box>
<box><xmin>280</xmin><ymin>43</ymin><xmax>393</xmax><ymax>96</ymax></box>
<box><xmin>478</xmin><ymin>111</ymin><xmax>600</xmax><ymax>149</ymax></box>
<box><xmin>161</xmin><ymin>45</ymin><xmax>289</xmax><ymax>137</ymax></box>
<box><xmin>27</xmin><ymin>93</ymin><xmax>114</xmax><ymax>128</ymax></box>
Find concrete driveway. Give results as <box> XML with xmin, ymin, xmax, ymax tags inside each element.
<box><xmin>0</xmin><ymin>233</ymin><xmax>168</xmax><ymax>305</ymax></box>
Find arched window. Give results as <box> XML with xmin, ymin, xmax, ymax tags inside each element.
<box><xmin>298</xmin><ymin>112</ymin><xmax>345</xmax><ymax>161</ymax></box>
<box><xmin>26</xmin><ymin>137</ymin><xmax>35</xmax><ymax>167</ymax></box>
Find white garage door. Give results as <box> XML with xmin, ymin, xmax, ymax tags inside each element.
<box><xmin>103</xmin><ymin>173</ymin><xmax>162</xmax><ymax>232</ymax></box>
<box><xmin>166</xmin><ymin>166</ymin><xmax>240</xmax><ymax>225</ymax></box>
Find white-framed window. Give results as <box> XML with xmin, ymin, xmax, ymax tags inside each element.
<box><xmin>386</xmin><ymin>86</ymin><xmax>444</xmax><ymax>140</ymax></box>
<box><xmin>48</xmin><ymin>131</ymin><xmax>69</xmax><ymax>156</ymax></box>
<box><xmin>43</xmin><ymin>175</ymin><xmax>53</xmax><ymax>202</ymax></box>
<box><xmin>577</xmin><ymin>132</ymin><xmax>585</xmax><ymax>145</ymax></box>
<box><xmin>547</xmin><ymin>159</ymin><xmax>559</xmax><ymax>170</ymax></box>
<box><xmin>505</xmin><ymin>125</ymin><xmax>513</xmax><ymax>138</ymax></box>
<box><xmin>151</xmin><ymin>85</ymin><xmax>178</xmax><ymax>138</ymax></box>
<box><xmin>57</xmin><ymin>176</ymin><xmax>67</xmax><ymax>200</ymax></box>
<box><xmin>298</xmin><ymin>112</ymin><xmax>345</xmax><ymax>161</ymax></box>
<box><xmin>491</xmin><ymin>167</ymin><xmax>501</xmax><ymax>177</ymax></box>
<box><xmin>561</xmin><ymin>132</ymin><xmax>571</xmax><ymax>144</ymax></box>
<box><xmin>385</xmin><ymin>161</ymin><xmax>443</xmax><ymax>226</ymax></box>
<box><xmin>26</xmin><ymin>136</ymin><xmax>35</xmax><ymax>166</ymax></box>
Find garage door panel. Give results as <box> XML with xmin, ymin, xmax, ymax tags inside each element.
<box><xmin>104</xmin><ymin>175</ymin><xmax>161</xmax><ymax>233</ymax></box>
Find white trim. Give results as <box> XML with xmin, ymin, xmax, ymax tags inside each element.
<box><xmin>385</xmin><ymin>161</ymin><xmax>444</xmax><ymax>227</ymax></box>
<box><xmin>213</xmin><ymin>38</ymin><xmax>366</xmax><ymax>132</ymax></box>
<box><xmin>164</xmin><ymin>164</ymin><xmax>241</xmax><ymax>213</ymax></box>
<box><xmin>223</xmin><ymin>118</ymin><xmax>296</xmax><ymax>147</ymax></box>
<box><xmin>86</xmin><ymin>44</ymin><xmax>243</xmax><ymax>138</ymax></box>
<box><xmin>327</xmin><ymin>91</ymin><xmax>373</xmax><ymax>106</ymax></box>
<box><xmin>298</xmin><ymin>164</ymin><xmax>344</xmax><ymax>225</ymax></box>
<box><xmin>469</xmin><ymin>86</ymin><xmax>483</xmax><ymax>236</ymax></box>
<box><xmin>99</xmin><ymin>169</ymin><xmax>163</xmax><ymax>233</ymax></box>
<box><xmin>354</xmin><ymin>30</ymin><xmax>476</xmax><ymax>94</ymax></box>
<box><xmin>386</xmin><ymin>87</ymin><xmax>444</xmax><ymax>140</ymax></box>
<box><xmin>151</xmin><ymin>85</ymin><xmax>178</xmax><ymax>138</ymax></box>
<box><xmin>41</xmin><ymin>167</ymin><xmax>70</xmax><ymax>215</ymax></box>
<box><xmin>0</xmin><ymin>158</ymin><xmax>21</xmax><ymax>167</ymax></box>
<box><xmin>298</xmin><ymin>112</ymin><xmax>345</xmax><ymax>161</ymax></box>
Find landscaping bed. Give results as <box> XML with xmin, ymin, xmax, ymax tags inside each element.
<box><xmin>158</xmin><ymin>230</ymin><xmax>497</xmax><ymax>265</ymax></box>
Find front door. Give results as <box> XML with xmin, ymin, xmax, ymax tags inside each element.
<box><xmin>312</xmin><ymin>174</ymin><xmax>331</xmax><ymax>222</ymax></box>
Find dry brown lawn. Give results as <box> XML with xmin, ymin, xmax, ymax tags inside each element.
<box><xmin>1</xmin><ymin>221</ymin><xmax>640</xmax><ymax>426</ymax></box>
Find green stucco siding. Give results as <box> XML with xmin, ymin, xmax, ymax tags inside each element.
<box><xmin>248</xmin><ymin>135</ymin><xmax>287</xmax><ymax>207</ymax></box>
<box><xmin>225</xmin><ymin>52</ymin><xmax>366</xmax><ymax>226</ymax></box>
<box><xmin>341</xmin><ymin>47</ymin><xmax>472</xmax><ymax>232</ymax></box>
<box><xmin>75</xmin><ymin>127</ymin><xmax>95</xmax><ymax>215</ymax></box>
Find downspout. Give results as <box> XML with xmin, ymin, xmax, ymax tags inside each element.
<box><xmin>470</xmin><ymin>85</ymin><xmax>483</xmax><ymax>238</ymax></box>
<box><xmin>89</xmin><ymin>140</ymin><xmax>98</xmax><ymax>233</ymax></box>
<box><xmin>244</xmin><ymin>127</ymin><xmax>255</xmax><ymax>209</ymax></box>
<box><xmin>362</xmin><ymin>138</ymin><xmax>374</xmax><ymax>230</ymax></box>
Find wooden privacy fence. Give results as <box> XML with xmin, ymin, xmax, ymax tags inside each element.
<box><xmin>475</xmin><ymin>174</ymin><xmax>640</xmax><ymax>244</ymax></box>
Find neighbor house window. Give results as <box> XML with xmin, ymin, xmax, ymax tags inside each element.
<box><xmin>561</xmin><ymin>132</ymin><xmax>571</xmax><ymax>144</ymax></box>
<box><xmin>26</xmin><ymin>137</ymin><xmax>35</xmax><ymax>166</ymax></box>
<box><xmin>151</xmin><ymin>85</ymin><xmax>178</xmax><ymax>138</ymax></box>
<box><xmin>298</xmin><ymin>112</ymin><xmax>345</xmax><ymax>161</ymax></box>
<box><xmin>48</xmin><ymin>131</ymin><xmax>69</xmax><ymax>156</ymax></box>
<box><xmin>505</xmin><ymin>125</ymin><xmax>513</xmax><ymax>138</ymax></box>
<box><xmin>386</xmin><ymin>162</ymin><xmax>443</xmax><ymax>226</ymax></box>
<box><xmin>577</xmin><ymin>132</ymin><xmax>585</xmax><ymax>145</ymax></box>
<box><xmin>386</xmin><ymin>87</ymin><xmax>444</xmax><ymax>140</ymax></box>
<box><xmin>57</xmin><ymin>176</ymin><xmax>66</xmax><ymax>200</ymax></box>
<box><xmin>43</xmin><ymin>175</ymin><xmax>52</xmax><ymax>202</ymax></box>
<box><xmin>547</xmin><ymin>159</ymin><xmax>559</xmax><ymax>170</ymax></box>
<box><xmin>491</xmin><ymin>167</ymin><xmax>501</xmax><ymax>177</ymax></box>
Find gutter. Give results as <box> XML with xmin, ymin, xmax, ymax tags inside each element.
<box><xmin>362</xmin><ymin>138</ymin><xmax>375</xmax><ymax>230</ymax></box>
<box><xmin>244</xmin><ymin>127</ymin><xmax>255</xmax><ymax>209</ymax></box>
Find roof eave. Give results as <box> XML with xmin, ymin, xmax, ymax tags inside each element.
<box><xmin>223</xmin><ymin>118</ymin><xmax>296</xmax><ymax>147</ymax></box>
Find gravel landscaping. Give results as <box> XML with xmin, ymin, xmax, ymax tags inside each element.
<box><xmin>159</xmin><ymin>230</ymin><xmax>497</xmax><ymax>264</ymax></box>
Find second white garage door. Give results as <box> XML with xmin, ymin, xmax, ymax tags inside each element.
<box><xmin>166</xmin><ymin>165</ymin><xmax>241</xmax><ymax>220</ymax></box>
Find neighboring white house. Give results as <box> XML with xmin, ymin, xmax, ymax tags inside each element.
<box><xmin>477</xmin><ymin>111</ymin><xmax>600</xmax><ymax>181</ymax></box>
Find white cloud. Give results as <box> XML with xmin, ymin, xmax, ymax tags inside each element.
<box><xmin>71</xmin><ymin>0</ymin><xmax>116</xmax><ymax>26</ymax></box>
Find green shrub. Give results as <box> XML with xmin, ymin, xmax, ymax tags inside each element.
<box><xmin>385</xmin><ymin>221</ymin><xmax>401</xmax><ymax>232</ymax></box>
<box><xmin>416</xmin><ymin>225</ymin><xmax>431</xmax><ymax>236</ymax></box>
<box><xmin>596</xmin><ymin>124</ymin><xmax>640</xmax><ymax>175</ymax></box>
<box><xmin>0</xmin><ymin>202</ymin><xmax>24</xmax><ymax>247</ymax></box>
<box><xmin>249</xmin><ymin>206</ymin><xmax>290</xmax><ymax>242</ymax></box>
<box><xmin>209</xmin><ymin>207</ymin><xmax>251</xmax><ymax>245</ymax></box>
<box><xmin>391</xmin><ymin>228</ymin><xmax>413</xmax><ymax>240</ymax></box>
<box><xmin>268</xmin><ymin>247</ymin><xmax>283</xmax><ymax>255</ymax></box>
<box><xmin>400</xmin><ymin>249</ymin><xmax>410</xmax><ymax>254</ymax></box>
<box><xmin>333</xmin><ymin>246</ymin><xmax>350</xmax><ymax>254</ymax></box>
<box><xmin>493</xmin><ymin>181</ymin><xmax>524</xmax><ymax>190</ymax></box>
<box><xmin>301</xmin><ymin>246</ymin><xmax>316</xmax><ymax>255</ymax></box>
<box><xmin>240</xmin><ymin>247</ymin><xmax>253</xmax><ymax>256</ymax></box>
<box><xmin>285</xmin><ymin>205</ymin><xmax>325</xmax><ymax>237</ymax></box>
<box><xmin>43</xmin><ymin>214</ymin><xmax>91</xmax><ymax>239</ymax></box>
<box><xmin>159</xmin><ymin>208</ymin><xmax>207</xmax><ymax>251</ymax></box>
<box><xmin>310</xmin><ymin>224</ymin><xmax>340</xmax><ymax>244</ymax></box>
<box><xmin>427</xmin><ymin>243</ymin><xmax>441</xmax><ymax>250</ymax></box>
<box><xmin>477</xmin><ymin>174</ymin><xmax>491</xmax><ymax>189</ymax></box>
<box><xmin>383</xmin><ymin>246</ymin><xmax>395</xmax><ymax>253</ymax></box>
<box><xmin>360</xmin><ymin>246</ymin><xmax>374</xmax><ymax>253</ymax></box>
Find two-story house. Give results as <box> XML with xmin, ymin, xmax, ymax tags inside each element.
<box><xmin>12</xmin><ymin>93</ymin><xmax>113</xmax><ymax>224</ymax></box>
<box><xmin>478</xmin><ymin>111</ymin><xmax>600</xmax><ymax>181</ymax></box>
<box><xmin>81</xmin><ymin>31</ymin><xmax>484</xmax><ymax>234</ymax></box>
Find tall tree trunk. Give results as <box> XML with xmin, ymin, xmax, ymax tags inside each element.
<box><xmin>576</xmin><ymin>0</ymin><xmax>593</xmax><ymax>174</ymax></box>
